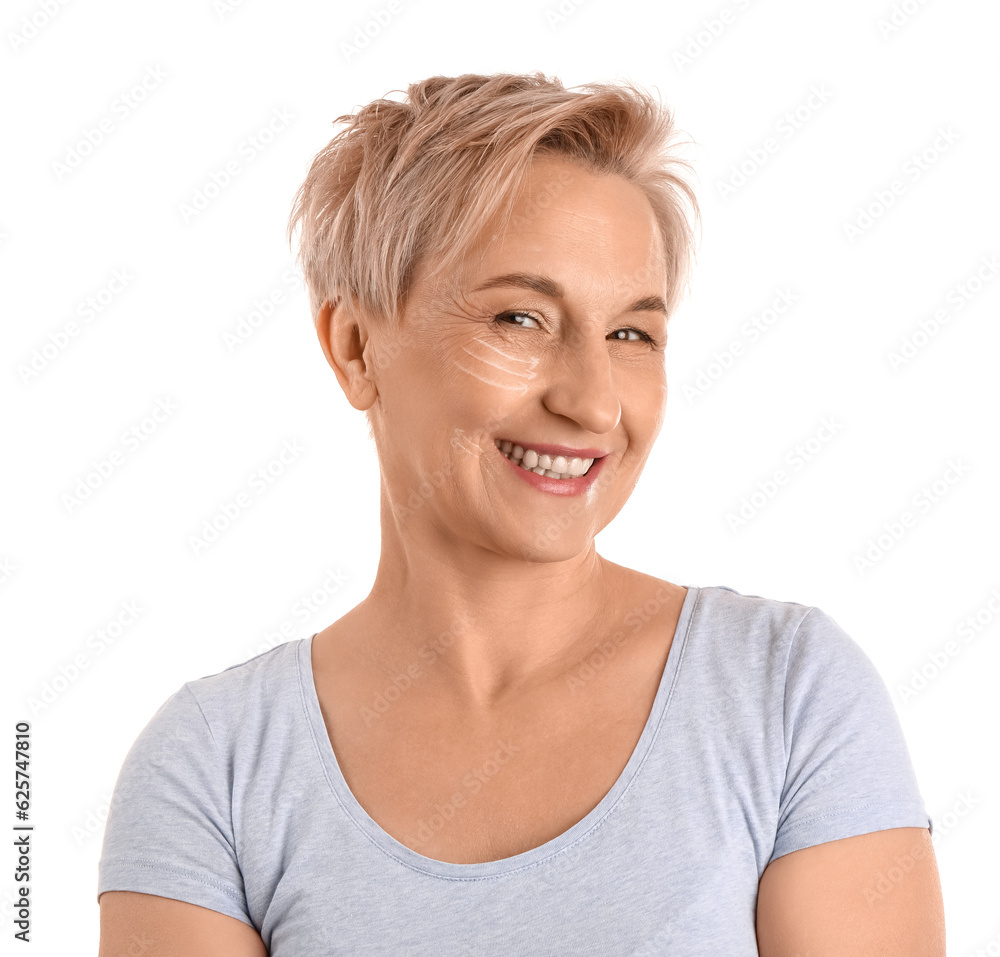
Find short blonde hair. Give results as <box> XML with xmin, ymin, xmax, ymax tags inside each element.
<box><xmin>287</xmin><ymin>71</ymin><xmax>700</xmax><ymax>327</ymax></box>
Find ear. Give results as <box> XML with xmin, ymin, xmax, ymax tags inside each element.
<box><xmin>315</xmin><ymin>297</ymin><xmax>379</xmax><ymax>412</ymax></box>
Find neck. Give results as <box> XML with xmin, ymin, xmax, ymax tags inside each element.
<box><xmin>352</xmin><ymin>527</ymin><xmax>622</xmax><ymax>711</ymax></box>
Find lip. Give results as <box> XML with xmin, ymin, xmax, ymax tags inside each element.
<box><xmin>494</xmin><ymin>441</ymin><xmax>609</xmax><ymax>496</ymax></box>
<box><xmin>494</xmin><ymin>438</ymin><xmax>609</xmax><ymax>460</ymax></box>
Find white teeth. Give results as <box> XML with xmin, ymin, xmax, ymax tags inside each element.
<box><xmin>494</xmin><ymin>439</ymin><xmax>594</xmax><ymax>479</ymax></box>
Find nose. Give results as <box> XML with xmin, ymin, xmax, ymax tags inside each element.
<box><xmin>540</xmin><ymin>329</ymin><xmax>621</xmax><ymax>436</ymax></box>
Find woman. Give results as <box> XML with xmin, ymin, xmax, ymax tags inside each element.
<box><xmin>97</xmin><ymin>72</ymin><xmax>945</xmax><ymax>955</ymax></box>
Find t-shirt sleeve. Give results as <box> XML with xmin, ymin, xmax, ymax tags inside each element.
<box><xmin>96</xmin><ymin>682</ymin><xmax>255</xmax><ymax>928</ymax></box>
<box><xmin>769</xmin><ymin>606</ymin><xmax>932</xmax><ymax>864</ymax></box>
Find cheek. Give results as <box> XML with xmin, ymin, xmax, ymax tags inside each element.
<box><xmin>446</xmin><ymin>326</ymin><xmax>542</xmax><ymax>400</ymax></box>
<box><xmin>617</xmin><ymin>366</ymin><xmax>666</xmax><ymax>435</ymax></box>
<box><xmin>616</xmin><ymin>360</ymin><xmax>664</xmax><ymax>396</ymax></box>
<box><xmin>385</xmin><ymin>347</ymin><xmax>511</xmax><ymax>460</ymax></box>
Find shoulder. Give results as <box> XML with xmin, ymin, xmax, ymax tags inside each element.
<box><xmin>696</xmin><ymin>583</ymin><xmax>816</xmax><ymax>631</ymax></box>
<box><xmin>618</xmin><ymin>569</ymin><xmax>819</xmax><ymax>636</ymax></box>
<box><xmin>683</xmin><ymin>583</ymin><xmax>828</xmax><ymax>666</ymax></box>
<box><xmin>134</xmin><ymin>639</ymin><xmax>306</xmax><ymax>752</ymax></box>
<box><xmin>608</xmin><ymin>571</ymin><xmax>833</xmax><ymax>663</ymax></box>
<box><xmin>691</xmin><ymin>584</ymin><xmax>864</xmax><ymax>667</ymax></box>
<box><xmin>670</xmin><ymin>584</ymin><xmax>877</xmax><ymax>726</ymax></box>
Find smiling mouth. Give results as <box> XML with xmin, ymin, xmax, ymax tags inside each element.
<box><xmin>493</xmin><ymin>439</ymin><xmax>598</xmax><ymax>479</ymax></box>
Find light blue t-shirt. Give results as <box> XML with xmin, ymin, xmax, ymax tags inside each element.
<box><xmin>97</xmin><ymin>584</ymin><xmax>932</xmax><ymax>955</ymax></box>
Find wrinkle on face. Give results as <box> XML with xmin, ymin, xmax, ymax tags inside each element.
<box><xmin>365</xmin><ymin>154</ymin><xmax>671</xmax><ymax>544</ymax></box>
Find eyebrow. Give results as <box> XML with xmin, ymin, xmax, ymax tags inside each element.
<box><xmin>471</xmin><ymin>272</ymin><xmax>668</xmax><ymax>317</ymax></box>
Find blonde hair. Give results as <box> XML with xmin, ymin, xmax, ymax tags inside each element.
<box><xmin>287</xmin><ymin>71</ymin><xmax>700</xmax><ymax>327</ymax></box>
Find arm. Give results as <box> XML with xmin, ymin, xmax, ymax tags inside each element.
<box><xmin>98</xmin><ymin>685</ymin><xmax>261</xmax><ymax>952</ymax></box>
<box><xmin>99</xmin><ymin>891</ymin><xmax>268</xmax><ymax>957</ymax></box>
<box><xmin>756</xmin><ymin>826</ymin><xmax>945</xmax><ymax>956</ymax></box>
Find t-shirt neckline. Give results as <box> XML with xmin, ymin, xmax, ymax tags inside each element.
<box><xmin>296</xmin><ymin>584</ymin><xmax>703</xmax><ymax>880</ymax></box>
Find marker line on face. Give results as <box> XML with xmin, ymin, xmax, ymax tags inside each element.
<box><xmin>453</xmin><ymin>337</ymin><xmax>538</xmax><ymax>393</ymax></box>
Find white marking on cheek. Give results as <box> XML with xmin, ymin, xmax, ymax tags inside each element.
<box><xmin>453</xmin><ymin>337</ymin><xmax>539</xmax><ymax>394</ymax></box>
<box><xmin>448</xmin><ymin>429</ymin><xmax>481</xmax><ymax>457</ymax></box>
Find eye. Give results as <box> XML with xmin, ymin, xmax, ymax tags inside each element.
<box><xmin>492</xmin><ymin>310</ymin><xmax>542</xmax><ymax>330</ymax></box>
<box><xmin>493</xmin><ymin>311</ymin><xmax>658</xmax><ymax>346</ymax></box>
<box><xmin>610</xmin><ymin>328</ymin><xmax>656</xmax><ymax>344</ymax></box>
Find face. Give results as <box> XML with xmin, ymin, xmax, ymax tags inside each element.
<box><xmin>347</xmin><ymin>154</ymin><xmax>670</xmax><ymax>562</ymax></box>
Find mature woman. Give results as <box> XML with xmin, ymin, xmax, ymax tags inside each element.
<box><xmin>97</xmin><ymin>72</ymin><xmax>945</xmax><ymax>955</ymax></box>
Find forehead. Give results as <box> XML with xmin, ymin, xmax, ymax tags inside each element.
<box><xmin>407</xmin><ymin>154</ymin><xmax>668</xmax><ymax>311</ymax></box>
<box><xmin>509</xmin><ymin>154</ymin><xmax>662</xmax><ymax>245</ymax></box>
<box><xmin>458</xmin><ymin>156</ymin><xmax>666</xmax><ymax>299</ymax></box>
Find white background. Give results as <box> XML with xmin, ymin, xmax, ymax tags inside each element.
<box><xmin>2</xmin><ymin>0</ymin><xmax>997</xmax><ymax>952</ymax></box>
